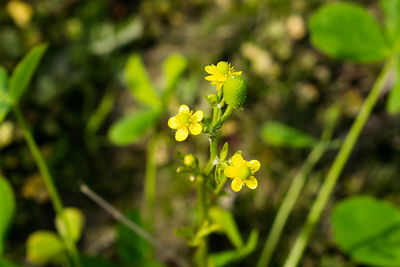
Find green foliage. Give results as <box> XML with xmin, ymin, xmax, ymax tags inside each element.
<box><xmin>387</xmin><ymin>57</ymin><xmax>400</xmax><ymax>114</ymax></box>
<box><xmin>309</xmin><ymin>3</ymin><xmax>389</xmax><ymax>63</ymax></box>
<box><xmin>209</xmin><ymin>207</ymin><xmax>244</xmax><ymax>249</ymax></box>
<box><xmin>55</xmin><ymin>207</ymin><xmax>85</xmax><ymax>243</ymax></box>
<box><xmin>108</xmin><ymin>109</ymin><xmax>160</xmax><ymax>145</ymax></box>
<box><xmin>9</xmin><ymin>44</ymin><xmax>48</xmax><ymax>103</ymax></box>
<box><xmin>162</xmin><ymin>53</ymin><xmax>187</xmax><ymax>103</ymax></box>
<box><xmin>219</xmin><ymin>142</ymin><xmax>229</xmax><ymax>161</ymax></box>
<box><xmin>124</xmin><ymin>54</ymin><xmax>161</xmax><ymax>109</ymax></box>
<box><xmin>261</xmin><ymin>121</ymin><xmax>317</xmax><ymax>148</ymax></box>
<box><xmin>209</xmin><ymin>230</ymin><xmax>258</xmax><ymax>267</ymax></box>
<box><xmin>0</xmin><ymin>177</ymin><xmax>15</xmax><ymax>255</ymax></box>
<box><xmin>0</xmin><ymin>67</ymin><xmax>11</xmax><ymax>124</ymax></box>
<box><xmin>26</xmin><ymin>231</ymin><xmax>68</xmax><ymax>266</ymax></box>
<box><xmin>80</xmin><ymin>255</ymin><xmax>118</xmax><ymax>267</ymax></box>
<box><xmin>380</xmin><ymin>0</ymin><xmax>400</xmax><ymax>45</ymax></box>
<box><xmin>0</xmin><ymin>258</ymin><xmax>21</xmax><ymax>267</ymax></box>
<box><xmin>332</xmin><ymin>196</ymin><xmax>400</xmax><ymax>266</ymax></box>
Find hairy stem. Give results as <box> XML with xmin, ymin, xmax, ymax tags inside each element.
<box><xmin>283</xmin><ymin>58</ymin><xmax>394</xmax><ymax>267</ymax></box>
<box><xmin>144</xmin><ymin>134</ymin><xmax>158</xmax><ymax>232</ymax></box>
<box><xmin>13</xmin><ymin>107</ymin><xmax>81</xmax><ymax>267</ymax></box>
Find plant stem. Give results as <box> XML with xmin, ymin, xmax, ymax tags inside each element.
<box><xmin>283</xmin><ymin>58</ymin><xmax>394</xmax><ymax>267</ymax></box>
<box><xmin>257</xmin><ymin>120</ymin><xmax>336</xmax><ymax>267</ymax></box>
<box><xmin>13</xmin><ymin>106</ymin><xmax>81</xmax><ymax>267</ymax></box>
<box><xmin>143</xmin><ymin>134</ymin><xmax>157</xmax><ymax>232</ymax></box>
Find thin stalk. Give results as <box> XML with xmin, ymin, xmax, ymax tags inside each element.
<box><xmin>13</xmin><ymin>107</ymin><xmax>81</xmax><ymax>267</ymax></box>
<box><xmin>283</xmin><ymin>58</ymin><xmax>394</xmax><ymax>267</ymax></box>
<box><xmin>143</xmin><ymin>134</ymin><xmax>157</xmax><ymax>232</ymax></box>
<box><xmin>80</xmin><ymin>185</ymin><xmax>190</xmax><ymax>267</ymax></box>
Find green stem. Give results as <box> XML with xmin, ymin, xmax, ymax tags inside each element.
<box><xmin>144</xmin><ymin>134</ymin><xmax>158</xmax><ymax>232</ymax></box>
<box><xmin>13</xmin><ymin>107</ymin><xmax>81</xmax><ymax>267</ymax></box>
<box><xmin>283</xmin><ymin>58</ymin><xmax>394</xmax><ymax>267</ymax></box>
<box><xmin>257</xmin><ymin>108</ymin><xmax>339</xmax><ymax>267</ymax></box>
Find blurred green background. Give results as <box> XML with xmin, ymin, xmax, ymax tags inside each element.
<box><xmin>1</xmin><ymin>0</ymin><xmax>400</xmax><ymax>266</ymax></box>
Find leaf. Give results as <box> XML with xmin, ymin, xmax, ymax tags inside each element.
<box><xmin>124</xmin><ymin>54</ymin><xmax>161</xmax><ymax>109</ymax></box>
<box><xmin>309</xmin><ymin>2</ymin><xmax>389</xmax><ymax>63</ymax></box>
<box><xmin>209</xmin><ymin>207</ymin><xmax>243</xmax><ymax>249</ymax></box>
<box><xmin>161</xmin><ymin>53</ymin><xmax>187</xmax><ymax>103</ymax></box>
<box><xmin>261</xmin><ymin>121</ymin><xmax>317</xmax><ymax>148</ymax></box>
<box><xmin>26</xmin><ymin>231</ymin><xmax>68</xmax><ymax>266</ymax></box>
<box><xmin>0</xmin><ymin>67</ymin><xmax>11</xmax><ymax>124</ymax></box>
<box><xmin>0</xmin><ymin>177</ymin><xmax>15</xmax><ymax>255</ymax></box>
<box><xmin>332</xmin><ymin>196</ymin><xmax>400</xmax><ymax>266</ymax></box>
<box><xmin>116</xmin><ymin>210</ymin><xmax>152</xmax><ymax>266</ymax></box>
<box><xmin>380</xmin><ymin>0</ymin><xmax>400</xmax><ymax>46</ymax></box>
<box><xmin>80</xmin><ymin>255</ymin><xmax>118</xmax><ymax>267</ymax></box>
<box><xmin>9</xmin><ymin>44</ymin><xmax>48</xmax><ymax>103</ymax></box>
<box><xmin>55</xmin><ymin>207</ymin><xmax>85</xmax><ymax>243</ymax></box>
<box><xmin>0</xmin><ymin>258</ymin><xmax>21</xmax><ymax>267</ymax></box>
<box><xmin>387</xmin><ymin>58</ymin><xmax>400</xmax><ymax>114</ymax></box>
<box><xmin>108</xmin><ymin>109</ymin><xmax>160</xmax><ymax>146</ymax></box>
<box><xmin>220</xmin><ymin>142</ymin><xmax>228</xmax><ymax>161</ymax></box>
<box><xmin>208</xmin><ymin>229</ymin><xmax>258</xmax><ymax>267</ymax></box>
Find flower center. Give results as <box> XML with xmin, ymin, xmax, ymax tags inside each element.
<box><xmin>216</xmin><ymin>61</ymin><xmax>229</xmax><ymax>75</ymax></box>
<box><xmin>178</xmin><ymin>113</ymin><xmax>191</xmax><ymax>127</ymax></box>
<box><xmin>237</xmin><ymin>166</ymin><xmax>251</xmax><ymax>179</ymax></box>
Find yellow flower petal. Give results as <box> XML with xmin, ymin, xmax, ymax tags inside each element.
<box><xmin>189</xmin><ymin>123</ymin><xmax>202</xmax><ymax>135</ymax></box>
<box><xmin>205</xmin><ymin>65</ymin><xmax>217</xmax><ymax>74</ymax></box>
<box><xmin>232</xmin><ymin>71</ymin><xmax>242</xmax><ymax>76</ymax></box>
<box><xmin>224</xmin><ymin>166</ymin><xmax>236</xmax><ymax>178</ymax></box>
<box><xmin>168</xmin><ymin>116</ymin><xmax>179</xmax><ymax>129</ymax></box>
<box><xmin>179</xmin><ymin>105</ymin><xmax>190</xmax><ymax>114</ymax></box>
<box><xmin>191</xmin><ymin>111</ymin><xmax>204</xmax><ymax>122</ymax></box>
<box><xmin>245</xmin><ymin>176</ymin><xmax>258</xmax><ymax>189</ymax></box>
<box><xmin>231</xmin><ymin>154</ymin><xmax>245</xmax><ymax>168</ymax></box>
<box><xmin>205</xmin><ymin>75</ymin><xmax>216</xmax><ymax>81</ymax></box>
<box><xmin>247</xmin><ymin>160</ymin><xmax>260</xmax><ymax>173</ymax></box>
<box><xmin>175</xmin><ymin>127</ymin><xmax>189</xmax><ymax>141</ymax></box>
<box><xmin>231</xmin><ymin>177</ymin><xmax>243</xmax><ymax>192</ymax></box>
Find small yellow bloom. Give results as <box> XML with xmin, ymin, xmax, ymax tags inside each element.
<box><xmin>224</xmin><ymin>153</ymin><xmax>260</xmax><ymax>192</ymax></box>
<box><xmin>6</xmin><ymin>0</ymin><xmax>33</xmax><ymax>28</ymax></box>
<box><xmin>205</xmin><ymin>61</ymin><xmax>242</xmax><ymax>91</ymax></box>
<box><xmin>168</xmin><ymin>105</ymin><xmax>204</xmax><ymax>142</ymax></box>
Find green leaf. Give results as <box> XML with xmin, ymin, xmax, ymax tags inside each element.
<box><xmin>0</xmin><ymin>67</ymin><xmax>11</xmax><ymax>124</ymax></box>
<box><xmin>209</xmin><ymin>207</ymin><xmax>243</xmax><ymax>249</ymax></box>
<box><xmin>124</xmin><ymin>54</ymin><xmax>161</xmax><ymax>109</ymax></box>
<box><xmin>332</xmin><ymin>196</ymin><xmax>400</xmax><ymax>266</ymax></box>
<box><xmin>0</xmin><ymin>258</ymin><xmax>21</xmax><ymax>267</ymax></box>
<box><xmin>55</xmin><ymin>207</ymin><xmax>85</xmax><ymax>243</ymax></box>
<box><xmin>26</xmin><ymin>231</ymin><xmax>68</xmax><ymax>266</ymax></box>
<box><xmin>208</xmin><ymin>230</ymin><xmax>258</xmax><ymax>267</ymax></box>
<box><xmin>261</xmin><ymin>121</ymin><xmax>318</xmax><ymax>148</ymax></box>
<box><xmin>309</xmin><ymin>3</ymin><xmax>389</xmax><ymax>63</ymax></box>
<box><xmin>380</xmin><ymin>0</ymin><xmax>400</xmax><ymax>46</ymax></box>
<box><xmin>116</xmin><ymin>210</ymin><xmax>152</xmax><ymax>266</ymax></box>
<box><xmin>161</xmin><ymin>53</ymin><xmax>187</xmax><ymax>103</ymax></box>
<box><xmin>0</xmin><ymin>177</ymin><xmax>15</xmax><ymax>255</ymax></box>
<box><xmin>220</xmin><ymin>142</ymin><xmax>228</xmax><ymax>161</ymax></box>
<box><xmin>80</xmin><ymin>255</ymin><xmax>118</xmax><ymax>267</ymax></box>
<box><xmin>108</xmin><ymin>109</ymin><xmax>160</xmax><ymax>146</ymax></box>
<box><xmin>387</xmin><ymin>58</ymin><xmax>400</xmax><ymax>114</ymax></box>
<box><xmin>9</xmin><ymin>44</ymin><xmax>48</xmax><ymax>103</ymax></box>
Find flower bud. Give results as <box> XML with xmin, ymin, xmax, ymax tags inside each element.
<box><xmin>216</xmin><ymin>61</ymin><xmax>229</xmax><ymax>75</ymax></box>
<box><xmin>184</xmin><ymin>154</ymin><xmax>196</xmax><ymax>167</ymax></box>
<box><xmin>223</xmin><ymin>75</ymin><xmax>247</xmax><ymax>109</ymax></box>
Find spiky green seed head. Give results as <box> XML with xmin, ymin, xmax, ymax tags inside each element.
<box><xmin>223</xmin><ymin>75</ymin><xmax>247</xmax><ymax>108</ymax></box>
<box><xmin>216</xmin><ymin>61</ymin><xmax>229</xmax><ymax>75</ymax></box>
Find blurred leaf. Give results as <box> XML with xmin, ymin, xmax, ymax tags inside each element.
<box><xmin>124</xmin><ymin>54</ymin><xmax>161</xmax><ymax>109</ymax></box>
<box><xmin>80</xmin><ymin>255</ymin><xmax>118</xmax><ymax>267</ymax></box>
<box><xmin>208</xmin><ymin>229</ymin><xmax>258</xmax><ymax>267</ymax></box>
<box><xmin>261</xmin><ymin>122</ymin><xmax>317</xmax><ymax>148</ymax></box>
<box><xmin>309</xmin><ymin>3</ymin><xmax>389</xmax><ymax>63</ymax></box>
<box><xmin>55</xmin><ymin>207</ymin><xmax>85</xmax><ymax>243</ymax></box>
<box><xmin>26</xmin><ymin>231</ymin><xmax>68</xmax><ymax>266</ymax></box>
<box><xmin>0</xmin><ymin>67</ymin><xmax>11</xmax><ymax>124</ymax></box>
<box><xmin>0</xmin><ymin>177</ymin><xmax>15</xmax><ymax>255</ymax></box>
<box><xmin>162</xmin><ymin>53</ymin><xmax>187</xmax><ymax>103</ymax></box>
<box><xmin>209</xmin><ymin>207</ymin><xmax>243</xmax><ymax>249</ymax></box>
<box><xmin>220</xmin><ymin>142</ymin><xmax>228</xmax><ymax>161</ymax></box>
<box><xmin>116</xmin><ymin>210</ymin><xmax>151</xmax><ymax>265</ymax></box>
<box><xmin>108</xmin><ymin>109</ymin><xmax>160</xmax><ymax>145</ymax></box>
<box><xmin>332</xmin><ymin>196</ymin><xmax>400</xmax><ymax>266</ymax></box>
<box><xmin>387</xmin><ymin>58</ymin><xmax>400</xmax><ymax>114</ymax></box>
<box><xmin>9</xmin><ymin>44</ymin><xmax>47</xmax><ymax>103</ymax></box>
<box><xmin>0</xmin><ymin>258</ymin><xmax>21</xmax><ymax>267</ymax></box>
<box><xmin>380</xmin><ymin>0</ymin><xmax>400</xmax><ymax>46</ymax></box>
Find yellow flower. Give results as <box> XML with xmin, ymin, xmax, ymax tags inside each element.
<box><xmin>224</xmin><ymin>153</ymin><xmax>260</xmax><ymax>192</ymax></box>
<box><xmin>168</xmin><ymin>105</ymin><xmax>204</xmax><ymax>142</ymax></box>
<box><xmin>205</xmin><ymin>61</ymin><xmax>242</xmax><ymax>91</ymax></box>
